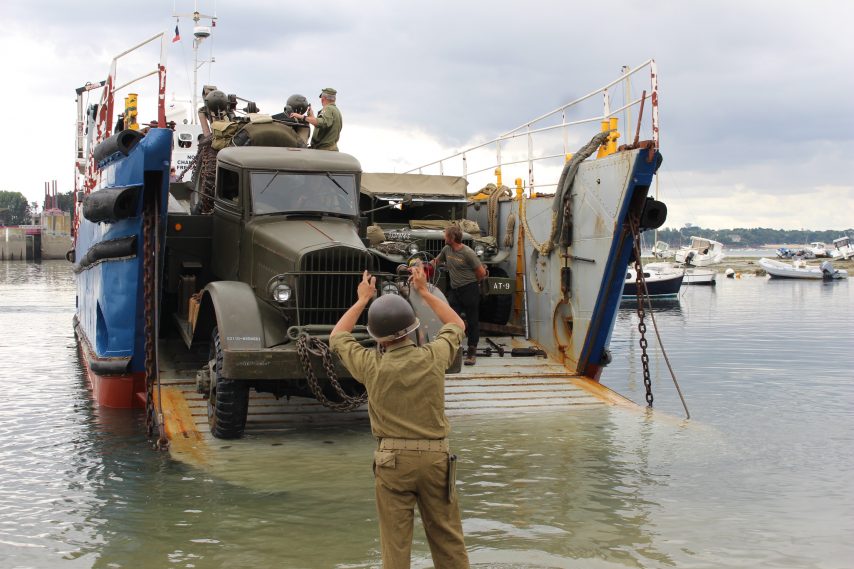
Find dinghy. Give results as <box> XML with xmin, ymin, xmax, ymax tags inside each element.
<box><xmin>758</xmin><ymin>257</ymin><xmax>848</xmax><ymax>280</ymax></box>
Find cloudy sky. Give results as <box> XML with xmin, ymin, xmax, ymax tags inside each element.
<box><xmin>1</xmin><ymin>0</ymin><xmax>851</xmax><ymax>230</ymax></box>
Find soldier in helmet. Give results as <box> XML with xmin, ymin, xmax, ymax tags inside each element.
<box><xmin>197</xmin><ymin>85</ymin><xmax>219</xmax><ymax>136</ymax></box>
<box><xmin>274</xmin><ymin>94</ymin><xmax>311</xmax><ymax>145</ymax></box>
<box><xmin>290</xmin><ymin>87</ymin><xmax>342</xmax><ymax>151</ymax></box>
<box><xmin>330</xmin><ymin>266</ymin><xmax>470</xmax><ymax>569</ymax></box>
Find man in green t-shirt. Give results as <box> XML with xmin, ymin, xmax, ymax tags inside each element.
<box><xmin>431</xmin><ymin>225</ymin><xmax>488</xmax><ymax>365</ymax></box>
<box><xmin>290</xmin><ymin>87</ymin><xmax>342</xmax><ymax>151</ymax></box>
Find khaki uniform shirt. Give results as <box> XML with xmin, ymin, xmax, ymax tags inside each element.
<box><xmin>330</xmin><ymin>323</ymin><xmax>464</xmax><ymax>439</ymax></box>
<box><xmin>436</xmin><ymin>244</ymin><xmax>482</xmax><ymax>289</ymax></box>
<box><xmin>310</xmin><ymin>103</ymin><xmax>342</xmax><ymax>150</ymax></box>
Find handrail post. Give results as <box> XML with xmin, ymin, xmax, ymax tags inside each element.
<box><xmin>527</xmin><ymin>125</ymin><xmax>534</xmax><ymax>196</ymax></box>
<box><xmin>650</xmin><ymin>59</ymin><xmax>660</xmax><ymax>149</ymax></box>
<box><xmin>561</xmin><ymin>109</ymin><xmax>568</xmax><ymax>157</ymax></box>
<box><xmin>158</xmin><ymin>34</ymin><xmax>167</xmax><ymax>127</ymax></box>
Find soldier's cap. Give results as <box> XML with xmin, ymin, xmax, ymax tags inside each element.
<box><xmin>319</xmin><ymin>87</ymin><xmax>337</xmax><ymax>97</ymax></box>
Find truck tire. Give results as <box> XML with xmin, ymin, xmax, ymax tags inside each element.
<box><xmin>479</xmin><ymin>267</ymin><xmax>512</xmax><ymax>325</ymax></box>
<box><xmin>207</xmin><ymin>327</ymin><xmax>250</xmax><ymax>439</ymax></box>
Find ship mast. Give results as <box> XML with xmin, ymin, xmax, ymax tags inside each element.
<box><xmin>172</xmin><ymin>0</ymin><xmax>217</xmax><ymax>124</ymax></box>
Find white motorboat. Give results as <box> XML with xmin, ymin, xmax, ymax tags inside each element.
<box><xmin>623</xmin><ymin>265</ymin><xmax>684</xmax><ymax>298</ymax></box>
<box><xmin>651</xmin><ymin>240</ymin><xmax>674</xmax><ymax>259</ymax></box>
<box><xmin>807</xmin><ymin>242</ymin><xmax>831</xmax><ymax>258</ymax></box>
<box><xmin>831</xmin><ymin>236</ymin><xmax>854</xmax><ymax>260</ymax></box>
<box><xmin>682</xmin><ymin>267</ymin><xmax>716</xmax><ymax>285</ymax></box>
<box><xmin>758</xmin><ymin>257</ymin><xmax>848</xmax><ymax>280</ymax></box>
<box><xmin>674</xmin><ymin>236</ymin><xmax>725</xmax><ymax>266</ymax></box>
<box><xmin>645</xmin><ymin>261</ymin><xmax>716</xmax><ymax>285</ymax></box>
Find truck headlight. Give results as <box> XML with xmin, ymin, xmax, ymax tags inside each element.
<box><xmin>474</xmin><ymin>244</ymin><xmax>486</xmax><ymax>257</ymax></box>
<box><xmin>271</xmin><ymin>283</ymin><xmax>292</xmax><ymax>303</ymax></box>
<box><xmin>408</xmin><ymin>242</ymin><xmax>419</xmax><ymax>255</ymax></box>
<box><xmin>381</xmin><ymin>282</ymin><xmax>400</xmax><ymax>296</ymax></box>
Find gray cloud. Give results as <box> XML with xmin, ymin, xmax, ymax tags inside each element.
<box><xmin>2</xmin><ymin>0</ymin><xmax>852</xmax><ymax>229</ymax></box>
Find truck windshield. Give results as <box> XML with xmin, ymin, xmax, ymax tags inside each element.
<box><xmin>250</xmin><ymin>171</ymin><xmax>358</xmax><ymax>216</ymax></box>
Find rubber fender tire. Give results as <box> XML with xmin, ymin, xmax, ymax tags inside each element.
<box><xmin>207</xmin><ymin>327</ymin><xmax>250</xmax><ymax>439</ymax></box>
<box><xmin>479</xmin><ymin>267</ymin><xmax>513</xmax><ymax>325</ymax></box>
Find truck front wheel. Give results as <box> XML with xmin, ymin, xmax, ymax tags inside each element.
<box><xmin>207</xmin><ymin>327</ymin><xmax>250</xmax><ymax>439</ymax></box>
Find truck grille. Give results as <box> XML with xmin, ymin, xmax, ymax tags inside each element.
<box><xmin>297</xmin><ymin>247</ymin><xmax>376</xmax><ymax>325</ymax></box>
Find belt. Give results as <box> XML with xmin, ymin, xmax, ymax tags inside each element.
<box><xmin>451</xmin><ymin>282</ymin><xmax>478</xmax><ymax>291</ymax></box>
<box><xmin>378</xmin><ymin>437</ymin><xmax>449</xmax><ymax>452</ymax></box>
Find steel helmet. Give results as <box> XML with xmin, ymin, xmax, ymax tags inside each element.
<box><xmin>204</xmin><ymin>90</ymin><xmax>229</xmax><ymax>114</ymax></box>
<box><xmin>286</xmin><ymin>94</ymin><xmax>309</xmax><ymax>115</ymax></box>
<box><xmin>367</xmin><ymin>295</ymin><xmax>420</xmax><ymax>342</ymax></box>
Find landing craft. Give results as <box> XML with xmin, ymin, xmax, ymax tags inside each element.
<box><xmin>70</xmin><ymin>28</ymin><xmax>666</xmax><ymax>446</ymax></box>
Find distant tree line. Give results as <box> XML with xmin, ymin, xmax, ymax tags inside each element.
<box><xmin>653</xmin><ymin>225</ymin><xmax>854</xmax><ymax>248</ymax></box>
<box><xmin>0</xmin><ymin>190</ymin><xmax>75</xmax><ymax>226</ymax></box>
<box><xmin>0</xmin><ymin>191</ymin><xmax>32</xmax><ymax>225</ymax></box>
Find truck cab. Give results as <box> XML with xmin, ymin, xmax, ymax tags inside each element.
<box><xmin>166</xmin><ymin>147</ymin><xmax>400</xmax><ymax>438</ymax></box>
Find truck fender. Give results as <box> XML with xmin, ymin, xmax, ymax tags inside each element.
<box><xmin>193</xmin><ymin>281</ymin><xmax>266</xmax><ymax>353</ymax></box>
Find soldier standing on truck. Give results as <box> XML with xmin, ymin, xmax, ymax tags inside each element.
<box><xmin>290</xmin><ymin>87</ymin><xmax>342</xmax><ymax>151</ymax></box>
<box><xmin>431</xmin><ymin>225</ymin><xmax>488</xmax><ymax>366</ymax></box>
<box><xmin>330</xmin><ymin>266</ymin><xmax>470</xmax><ymax>569</ymax></box>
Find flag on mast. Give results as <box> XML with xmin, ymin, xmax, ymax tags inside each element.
<box><xmin>172</xmin><ymin>25</ymin><xmax>181</xmax><ymax>43</ymax></box>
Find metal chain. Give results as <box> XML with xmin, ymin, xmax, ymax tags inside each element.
<box><xmin>142</xmin><ymin>205</ymin><xmax>157</xmax><ymax>437</ymax></box>
<box><xmin>143</xmin><ymin>196</ymin><xmax>169</xmax><ymax>450</ymax></box>
<box><xmin>296</xmin><ymin>334</ymin><xmax>368</xmax><ymax>412</ymax></box>
<box><xmin>631</xmin><ymin>218</ymin><xmax>654</xmax><ymax>407</ymax></box>
<box><xmin>194</xmin><ymin>137</ymin><xmax>217</xmax><ymax>213</ymax></box>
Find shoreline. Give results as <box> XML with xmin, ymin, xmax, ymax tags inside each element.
<box><xmin>644</xmin><ymin>256</ymin><xmax>854</xmax><ymax>276</ymax></box>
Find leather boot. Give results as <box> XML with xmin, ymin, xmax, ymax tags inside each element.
<box><xmin>464</xmin><ymin>346</ymin><xmax>476</xmax><ymax>366</ymax></box>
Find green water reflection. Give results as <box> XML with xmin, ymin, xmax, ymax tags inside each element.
<box><xmin>2</xmin><ymin>262</ymin><xmax>852</xmax><ymax>569</ymax></box>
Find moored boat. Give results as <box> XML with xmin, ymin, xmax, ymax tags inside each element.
<box><xmin>807</xmin><ymin>241</ymin><xmax>831</xmax><ymax>258</ymax></box>
<box><xmin>623</xmin><ymin>265</ymin><xmax>684</xmax><ymax>298</ymax></box>
<box><xmin>758</xmin><ymin>257</ymin><xmax>848</xmax><ymax>280</ymax></box>
<box><xmin>645</xmin><ymin>261</ymin><xmax>716</xmax><ymax>286</ymax></box>
<box><xmin>831</xmin><ymin>236</ymin><xmax>854</xmax><ymax>260</ymax></box>
<box><xmin>674</xmin><ymin>236</ymin><xmax>725</xmax><ymax>266</ymax></box>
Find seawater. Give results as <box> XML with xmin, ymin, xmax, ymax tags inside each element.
<box><xmin>1</xmin><ymin>261</ymin><xmax>851</xmax><ymax>569</ymax></box>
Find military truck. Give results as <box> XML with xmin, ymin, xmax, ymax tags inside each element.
<box><xmin>164</xmin><ymin>147</ymin><xmax>409</xmax><ymax>438</ymax></box>
<box><xmin>359</xmin><ymin>172</ymin><xmax>514</xmax><ymax>325</ymax></box>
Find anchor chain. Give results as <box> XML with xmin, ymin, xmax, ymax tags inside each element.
<box><xmin>630</xmin><ymin>217</ymin><xmax>654</xmax><ymax>407</ymax></box>
<box><xmin>143</xmin><ymin>196</ymin><xmax>169</xmax><ymax>450</ymax></box>
<box><xmin>296</xmin><ymin>334</ymin><xmax>368</xmax><ymax>412</ymax></box>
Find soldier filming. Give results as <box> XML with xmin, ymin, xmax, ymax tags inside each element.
<box><xmin>290</xmin><ymin>87</ymin><xmax>342</xmax><ymax>151</ymax></box>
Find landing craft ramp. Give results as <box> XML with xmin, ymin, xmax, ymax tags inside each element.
<box><xmin>155</xmin><ymin>337</ymin><xmax>625</xmax><ymax>448</ymax></box>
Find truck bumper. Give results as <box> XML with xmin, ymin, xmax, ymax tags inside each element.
<box><xmin>221</xmin><ymin>344</ymin><xmax>353</xmax><ymax>381</ymax></box>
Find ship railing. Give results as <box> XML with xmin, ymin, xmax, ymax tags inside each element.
<box><xmin>405</xmin><ymin>59</ymin><xmax>659</xmax><ymax>196</ymax></box>
<box><xmin>75</xmin><ymin>32</ymin><xmax>168</xmax><ymax>183</ymax></box>
<box><xmin>73</xmin><ymin>32</ymin><xmax>168</xmax><ymax>240</ymax></box>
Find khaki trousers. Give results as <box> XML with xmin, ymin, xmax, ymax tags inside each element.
<box><xmin>373</xmin><ymin>449</ymin><xmax>469</xmax><ymax>569</ymax></box>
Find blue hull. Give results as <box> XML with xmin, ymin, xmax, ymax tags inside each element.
<box><xmin>73</xmin><ymin>129</ymin><xmax>172</xmax><ymax>406</ymax></box>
